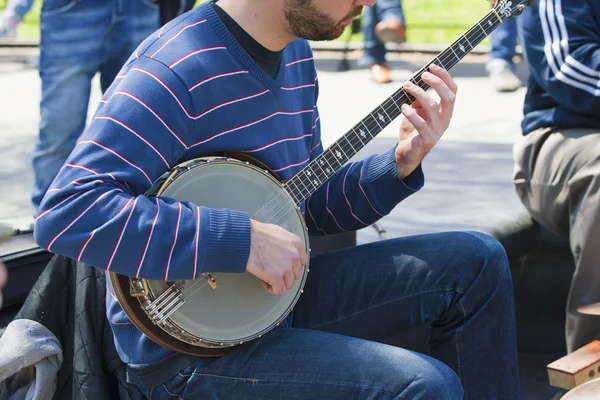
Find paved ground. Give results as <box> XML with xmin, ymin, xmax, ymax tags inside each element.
<box><xmin>0</xmin><ymin>49</ymin><xmax>530</xmax><ymax>244</ymax></box>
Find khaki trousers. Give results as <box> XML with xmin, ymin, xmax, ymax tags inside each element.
<box><xmin>513</xmin><ymin>127</ymin><xmax>600</xmax><ymax>353</ymax></box>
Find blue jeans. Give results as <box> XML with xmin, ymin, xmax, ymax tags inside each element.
<box><xmin>3</xmin><ymin>0</ymin><xmax>34</xmax><ymax>20</ymax></box>
<box><xmin>31</xmin><ymin>0</ymin><xmax>159</xmax><ymax>211</ymax></box>
<box><xmin>362</xmin><ymin>0</ymin><xmax>404</xmax><ymax>65</ymax></box>
<box><xmin>489</xmin><ymin>18</ymin><xmax>517</xmax><ymax>65</ymax></box>
<box><xmin>135</xmin><ymin>232</ymin><xmax>520</xmax><ymax>400</ymax></box>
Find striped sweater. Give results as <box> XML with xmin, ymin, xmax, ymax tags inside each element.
<box><xmin>517</xmin><ymin>0</ymin><xmax>600</xmax><ymax>134</ymax></box>
<box><xmin>33</xmin><ymin>1</ymin><xmax>424</xmax><ymax>364</ymax></box>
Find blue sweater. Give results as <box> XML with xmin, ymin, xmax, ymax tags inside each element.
<box><xmin>517</xmin><ymin>0</ymin><xmax>600</xmax><ymax>135</ymax></box>
<box><xmin>33</xmin><ymin>2</ymin><xmax>423</xmax><ymax>364</ymax></box>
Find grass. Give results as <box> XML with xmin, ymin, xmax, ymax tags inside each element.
<box><xmin>3</xmin><ymin>0</ymin><xmax>492</xmax><ymax>45</ymax></box>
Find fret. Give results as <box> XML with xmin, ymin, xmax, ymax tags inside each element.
<box><xmin>432</xmin><ymin>56</ymin><xmax>446</xmax><ymax>71</ymax></box>
<box><xmin>380</xmin><ymin>104</ymin><xmax>392</xmax><ymax>121</ymax></box>
<box><xmin>295</xmin><ymin>176</ymin><xmax>312</xmax><ymax>198</ymax></box>
<box><xmin>370</xmin><ymin>112</ymin><xmax>384</xmax><ymax>130</ymax></box>
<box><xmin>388</xmin><ymin>94</ymin><xmax>401</xmax><ymax>111</ymax></box>
<box><xmin>317</xmin><ymin>153</ymin><xmax>335</xmax><ymax>173</ymax></box>
<box><xmin>353</xmin><ymin>127</ymin><xmax>367</xmax><ymax>146</ymax></box>
<box><xmin>287</xmin><ymin>179</ymin><xmax>306</xmax><ymax>204</ymax></box>
<box><xmin>448</xmin><ymin>46</ymin><xmax>461</xmax><ymax>62</ymax></box>
<box><xmin>285</xmin><ymin>179</ymin><xmax>301</xmax><ymax>204</ymax></box>
<box><xmin>305</xmin><ymin>164</ymin><xmax>326</xmax><ymax>185</ymax></box>
<box><xmin>395</xmin><ymin>87</ymin><xmax>414</xmax><ymax>105</ymax></box>
<box><xmin>328</xmin><ymin>143</ymin><xmax>348</xmax><ymax>167</ymax></box>
<box><xmin>342</xmin><ymin>135</ymin><xmax>358</xmax><ymax>154</ymax></box>
<box><xmin>451</xmin><ymin>41</ymin><xmax>469</xmax><ymax>59</ymax></box>
<box><xmin>322</xmin><ymin>151</ymin><xmax>341</xmax><ymax>173</ymax></box>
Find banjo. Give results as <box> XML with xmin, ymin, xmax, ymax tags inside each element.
<box><xmin>109</xmin><ymin>0</ymin><xmax>531</xmax><ymax>357</ymax></box>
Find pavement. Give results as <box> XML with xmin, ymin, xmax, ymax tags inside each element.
<box><xmin>0</xmin><ymin>48</ymin><xmax>530</xmax><ymax>244</ymax></box>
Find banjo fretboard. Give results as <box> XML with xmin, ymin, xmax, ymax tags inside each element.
<box><xmin>284</xmin><ymin>6</ymin><xmax>512</xmax><ymax>205</ymax></box>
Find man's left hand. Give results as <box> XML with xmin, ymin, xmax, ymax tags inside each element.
<box><xmin>394</xmin><ymin>64</ymin><xmax>458</xmax><ymax>179</ymax></box>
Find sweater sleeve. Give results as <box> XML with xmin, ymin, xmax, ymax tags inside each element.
<box><xmin>520</xmin><ymin>0</ymin><xmax>600</xmax><ymax>114</ymax></box>
<box><xmin>304</xmin><ymin>104</ymin><xmax>424</xmax><ymax>235</ymax></box>
<box><xmin>34</xmin><ymin>56</ymin><xmax>251</xmax><ymax>280</ymax></box>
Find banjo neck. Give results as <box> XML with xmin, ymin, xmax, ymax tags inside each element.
<box><xmin>283</xmin><ymin>0</ymin><xmax>524</xmax><ymax>206</ymax></box>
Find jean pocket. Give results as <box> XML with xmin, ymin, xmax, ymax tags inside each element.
<box><xmin>41</xmin><ymin>0</ymin><xmax>81</xmax><ymax>16</ymax></box>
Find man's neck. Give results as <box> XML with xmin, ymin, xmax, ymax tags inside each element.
<box><xmin>215</xmin><ymin>0</ymin><xmax>295</xmax><ymax>52</ymax></box>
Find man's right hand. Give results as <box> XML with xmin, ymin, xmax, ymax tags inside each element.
<box><xmin>246</xmin><ymin>219</ymin><xmax>307</xmax><ymax>296</ymax></box>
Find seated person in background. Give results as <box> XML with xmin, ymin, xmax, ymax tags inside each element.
<box><xmin>513</xmin><ymin>0</ymin><xmax>600</xmax><ymax>353</ymax></box>
<box><xmin>361</xmin><ymin>0</ymin><xmax>406</xmax><ymax>83</ymax></box>
<box><xmin>34</xmin><ymin>0</ymin><xmax>520</xmax><ymax>398</ymax></box>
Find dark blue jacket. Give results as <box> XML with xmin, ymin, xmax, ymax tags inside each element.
<box><xmin>517</xmin><ymin>0</ymin><xmax>600</xmax><ymax>134</ymax></box>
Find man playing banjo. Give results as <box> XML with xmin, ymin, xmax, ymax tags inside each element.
<box><xmin>34</xmin><ymin>0</ymin><xmax>521</xmax><ymax>398</ymax></box>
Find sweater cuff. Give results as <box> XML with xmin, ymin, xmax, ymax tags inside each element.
<box><xmin>201</xmin><ymin>208</ymin><xmax>251</xmax><ymax>273</ymax></box>
<box><xmin>363</xmin><ymin>146</ymin><xmax>424</xmax><ymax>210</ymax></box>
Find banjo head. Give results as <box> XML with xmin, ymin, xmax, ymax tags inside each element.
<box><xmin>116</xmin><ymin>157</ymin><xmax>309</xmax><ymax>354</ymax></box>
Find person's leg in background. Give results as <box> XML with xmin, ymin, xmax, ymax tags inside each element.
<box><xmin>361</xmin><ymin>0</ymin><xmax>405</xmax><ymax>84</ymax></box>
<box><xmin>486</xmin><ymin>17</ymin><xmax>521</xmax><ymax>92</ymax></box>
<box><xmin>31</xmin><ymin>0</ymin><xmax>113</xmax><ymax>213</ymax></box>
<box><xmin>0</xmin><ymin>0</ymin><xmax>34</xmax><ymax>37</ymax></box>
<box><xmin>32</xmin><ymin>0</ymin><xmax>160</xmax><ymax>214</ymax></box>
<box><xmin>513</xmin><ymin>128</ymin><xmax>600</xmax><ymax>353</ymax></box>
<box><xmin>101</xmin><ymin>0</ymin><xmax>159</xmax><ymax>92</ymax></box>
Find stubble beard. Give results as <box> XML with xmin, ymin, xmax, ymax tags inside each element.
<box><xmin>283</xmin><ymin>0</ymin><xmax>362</xmax><ymax>41</ymax></box>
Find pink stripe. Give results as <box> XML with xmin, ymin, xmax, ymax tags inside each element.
<box><xmin>342</xmin><ymin>164</ymin><xmax>368</xmax><ymax>226</ymax></box>
<box><xmin>195</xmin><ymin>89</ymin><xmax>269</xmax><ymax>119</ymax></box>
<box><xmin>190</xmin><ymin>109</ymin><xmax>314</xmax><ymax>148</ymax></box>
<box><xmin>126</xmin><ymin>67</ymin><xmax>195</xmax><ymax>122</ymax></box>
<box><xmin>96</xmin><ymin>115</ymin><xmax>170</xmax><ymax>166</ymax></box>
<box><xmin>286</xmin><ymin>56</ymin><xmax>314</xmax><ymax>66</ymax></box>
<box><xmin>189</xmin><ymin>70</ymin><xmax>248</xmax><ymax>91</ymax></box>
<box><xmin>358</xmin><ymin>167</ymin><xmax>384</xmax><ymax>217</ymax></box>
<box><xmin>158</xmin><ymin>24</ymin><xmax>168</xmax><ymax>38</ymax></box>
<box><xmin>169</xmin><ymin>46</ymin><xmax>227</xmax><ymax>68</ymax></box>
<box><xmin>310</xmin><ymin>142</ymin><xmax>320</xmax><ymax>153</ymax></box>
<box><xmin>281</xmin><ymin>83</ymin><xmax>315</xmax><ymax>91</ymax></box>
<box><xmin>193</xmin><ymin>206</ymin><xmax>200</xmax><ymax>279</ymax></box>
<box><xmin>77</xmin><ymin>230</ymin><xmax>96</xmax><ymax>261</ymax></box>
<box><xmin>36</xmin><ymin>193</ymin><xmax>77</xmax><ymax>220</ymax></box>
<box><xmin>65</xmin><ymin>162</ymin><xmax>117</xmax><ymax>181</ymax></box>
<box><xmin>273</xmin><ymin>156</ymin><xmax>310</xmax><ymax>173</ymax></box>
<box><xmin>164</xmin><ymin>203</ymin><xmax>182</xmax><ymax>280</ymax></box>
<box><xmin>78</xmin><ymin>140</ymin><xmax>153</xmax><ymax>184</ymax></box>
<box><xmin>306</xmin><ymin>200</ymin><xmax>327</xmax><ymax>235</ymax></box>
<box><xmin>325</xmin><ymin>183</ymin><xmax>346</xmax><ymax>231</ymax></box>
<box><xmin>107</xmin><ymin>315</ymin><xmax>131</xmax><ymax>325</ymax></box>
<box><xmin>152</xmin><ymin>19</ymin><xmax>207</xmax><ymax>57</ymax></box>
<box><xmin>46</xmin><ymin>189</ymin><xmax>122</xmax><ymax>250</ymax></box>
<box><xmin>123</xmin><ymin>68</ymin><xmax>252</xmax><ymax>121</ymax></box>
<box><xmin>245</xmin><ymin>133</ymin><xmax>312</xmax><ymax>153</ymax></box>
<box><xmin>107</xmin><ymin>91</ymin><xmax>188</xmax><ymax>148</ymax></box>
<box><xmin>106</xmin><ymin>198</ymin><xmax>137</xmax><ymax>271</ymax></box>
<box><xmin>135</xmin><ymin>198</ymin><xmax>161</xmax><ymax>278</ymax></box>
<box><xmin>107</xmin><ymin>288</ymin><xmax>119</xmax><ymax>302</ymax></box>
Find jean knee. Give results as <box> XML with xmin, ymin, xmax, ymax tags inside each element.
<box><xmin>412</xmin><ymin>361</ymin><xmax>463</xmax><ymax>400</ymax></box>
<box><xmin>464</xmin><ymin>231</ymin><xmax>510</xmax><ymax>275</ymax></box>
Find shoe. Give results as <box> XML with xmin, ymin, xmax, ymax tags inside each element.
<box><xmin>375</xmin><ymin>19</ymin><xmax>407</xmax><ymax>44</ymax></box>
<box><xmin>0</xmin><ymin>13</ymin><xmax>19</xmax><ymax>38</ymax></box>
<box><xmin>369</xmin><ymin>63</ymin><xmax>392</xmax><ymax>84</ymax></box>
<box><xmin>486</xmin><ymin>58</ymin><xmax>521</xmax><ymax>92</ymax></box>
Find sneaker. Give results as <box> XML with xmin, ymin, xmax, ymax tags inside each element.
<box><xmin>0</xmin><ymin>13</ymin><xmax>19</xmax><ymax>38</ymax></box>
<box><xmin>486</xmin><ymin>58</ymin><xmax>521</xmax><ymax>92</ymax></box>
<box><xmin>375</xmin><ymin>19</ymin><xmax>407</xmax><ymax>44</ymax></box>
<box><xmin>369</xmin><ymin>63</ymin><xmax>392</xmax><ymax>84</ymax></box>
